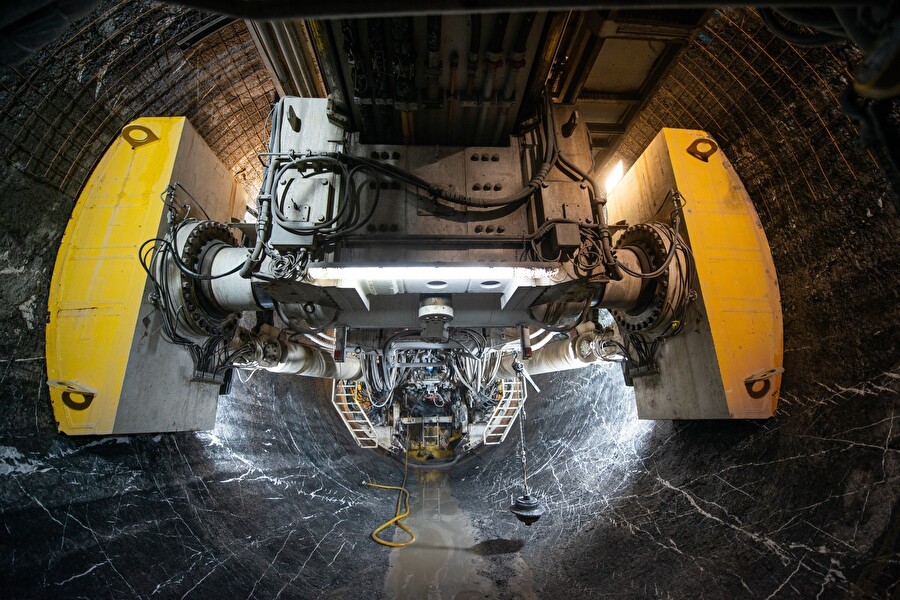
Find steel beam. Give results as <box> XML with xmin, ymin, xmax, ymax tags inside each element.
<box><xmin>173</xmin><ymin>1</ymin><xmax>877</xmax><ymax>20</ymax></box>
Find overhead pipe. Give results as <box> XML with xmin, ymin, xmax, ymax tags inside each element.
<box><xmin>425</xmin><ymin>15</ymin><xmax>443</xmax><ymax>103</ymax></box>
<box><xmin>475</xmin><ymin>13</ymin><xmax>510</xmax><ymax>145</ymax></box>
<box><xmin>492</xmin><ymin>12</ymin><xmax>536</xmax><ymax>144</ymax></box>
<box><xmin>256</xmin><ymin>21</ymin><xmax>315</xmax><ymax>97</ymax></box>
<box><xmin>466</xmin><ymin>15</ymin><xmax>481</xmax><ymax>98</ymax></box>
<box><xmin>247</xmin><ymin>22</ymin><xmax>289</xmax><ymax>97</ymax></box>
<box><xmin>481</xmin><ymin>13</ymin><xmax>509</xmax><ymax>99</ymax></box>
<box><xmin>463</xmin><ymin>15</ymin><xmax>482</xmax><ymax>146</ymax></box>
<box><xmin>502</xmin><ymin>12</ymin><xmax>535</xmax><ymax>100</ymax></box>
<box><xmin>273</xmin><ymin>22</ymin><xmax>318</xmax><ymax>97</ymax></box>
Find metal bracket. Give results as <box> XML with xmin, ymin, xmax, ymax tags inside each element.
<box><xmin>744</xmin><ymin>367</ymin><xmax>784</xmax><ymax>399</ymax></box>
<box><xmin>121</xmin><ymin>124</ymin><xmax>159</xmax><ymax>149</ymax></box>
<box><xmin>48</xmin><ymin>380</ymin><xmax>97</xmax><ymax>411</ymax></box>
<box><xmin>287</xmin><ymin>106</ymin><xmax>302</xmax><ymax>132</ymax></box>
<box><xmin>686</xmin><ymin>137</ymin><xmax>718</xmax><ymax>162</ymax></box>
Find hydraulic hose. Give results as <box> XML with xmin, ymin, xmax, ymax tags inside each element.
<box><xmin>365</xmin><ymin>432</ymin><xmax>415</xmax><ymax>548</ymax></box>
<box><xmin>322</xmin><ymin>93</ymin><xmax>558</xmax><ymax>209</ymax></box>
<box><xmin>366</xmin><ymin>482</ymin><xmax>415</xmax><ymax>547</ymax></box>
<box><xmin>551</xmin><ymin>117</ymin><xmax>622</xmax><ymax>280</ymax></box>
<box><xmin>241</xmin><ymin>102</ymin><xmax>283</xmax><ymax>278</ymax></box>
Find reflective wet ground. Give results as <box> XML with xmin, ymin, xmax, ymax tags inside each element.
<box><xmin>383</xmin><ymin>470</ymin><xmax>536</xmax><ymax>599</ymax></box>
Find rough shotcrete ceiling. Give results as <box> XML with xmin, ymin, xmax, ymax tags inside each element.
<box><xmin>0</xmin><ymin>1</ymin><xmax>274</xmax><ymax>199</ymax></box>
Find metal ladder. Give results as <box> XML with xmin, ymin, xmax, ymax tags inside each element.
<box><xmin>483</xmin><ymin>378</ymin><xmax>526</xmax><ymax>445</ymax></box>
<box><xmin>422</xmin><ymin>423</ymin><xmax>441</xmax><ymax>451</ymax></box>
<box><xmin>331</xmin><ymin>380</ymin><xmax>378</xmax><ymax>448</ymax></box>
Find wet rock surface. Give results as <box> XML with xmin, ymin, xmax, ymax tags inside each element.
<box><xmin>454</xmin><ymin>368</ymin><xmax>899</xmax><ymax>598</ymax></box>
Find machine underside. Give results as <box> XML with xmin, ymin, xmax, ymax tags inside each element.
<box><xmin>45</xmin><ymin>10</ymin><xmax>783</xmax><ymax>465</ymax></box>
<box><xmin>46</xmin><ymin>97</ymin><xmax>782</xmax><ymax>464</ymax></box>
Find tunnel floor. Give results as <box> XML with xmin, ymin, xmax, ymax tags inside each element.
<box><xmin>2</xmin><ymin>351</ymin><xmax>898</xmax><ymax>597</ymax></box>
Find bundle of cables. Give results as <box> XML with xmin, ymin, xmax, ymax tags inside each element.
<box><xmin>138</xmin><ymin>228</ymin><xmax>235</xmax><ymax>376</ymax></box>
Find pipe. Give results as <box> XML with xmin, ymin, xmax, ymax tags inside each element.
<box><xmin>240</xmin><ymin>99</ymin><xmax>283</xmax><ymax>278</ymax></box>
<box><xmin>502</xmin><ymin>12</ymin><xmax>534</xmax><ymax>101</ymax></box>
<box><xmin>482</xmin><ymin>13</ymin><xmax>508</xmax><ymax>99</ymax></box>
<box><xmin>400</xmin><ymin>110</ymin><xmax>411</xmax><ymax>145</ymax></box>
<box><xmin>251</xmin><ymin>23</ymin><xmax>291</xmax><ymax>96</ymax></box>
<box><xmin>272</xmin><ymin>21</ymin><xmax>317</xmax><ymax>97</ymax></box>
<box><xmin>425</xmin><ymin>15</ymin><xmax>442</xmax><ymax>102</ymax></box>
<box><xmin>271</xmin><ymin>23</ymin><xmax>305</xmax><ymax>96</ymax></box>
<box><xmin>493</xmin><ymin>12</ymin><xmax>535</xmax><ymax>144</ymax></box>
<box><xmin>475</xmin><ymin>13</ymin><xmax>509</xmax><ymax>144</ymax></box>
<box><xmin>466</xmin><ymin>15</ymin><xmax>481</xmax><ymax>97</ymax></box>
<box><xmin>497</xmin><ymin>327</ymin><xmax>600</xmax><ymax>377</ymax></box>
<box><xmin>265</xmin><ymin>339</ymin><xmax>363</xmax><ymax>379</ymax></box>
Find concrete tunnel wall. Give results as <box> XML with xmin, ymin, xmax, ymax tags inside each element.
<box><xmin>0</xmin><ymin>3</ymin><xmax>897</xmax><ymax>597</ymax></box>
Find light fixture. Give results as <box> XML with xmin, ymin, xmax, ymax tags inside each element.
<box><xmin>307</xmin><ymin>265</ymin><xmax>557</xmax><ymax>282</ymax></box>
<box><xmin>605</xmin><ymin>160</ymin><xmax>624</xmax><ymax>196</ymax></box>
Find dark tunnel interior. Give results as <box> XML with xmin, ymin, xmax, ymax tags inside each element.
<box><xmin>0</xmin><ymin>2</ymin><xmax>898</xmax><ymax>598</ymax></box>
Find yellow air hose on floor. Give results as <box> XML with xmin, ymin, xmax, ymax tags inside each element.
<box><xmin>365</xmin><ymin>434</ymin><xmax>415</xmax><ymax>547</ymax></box>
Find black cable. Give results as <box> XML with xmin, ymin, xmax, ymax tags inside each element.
<box><xmin>758</xmin><ymin>8</ymin><xmax>846</xmax><ymax>48</ymax></box>
<box><xmin>616</xmin><ymin>191</ymin><xmax>685</xmax><ymax>280</ymax></box>
<box><xmin>166</xmin><ymin>182</ymin><xmax>212</xmax><ymax>221</ymax></box>
<box><xmin>139</xmin><ymin>237</ymin><xmax>245</xmax><ymax>281</ymax></box>
<box><xmin>295</xmin><ymin>92</ymin><xmax>557</xmax><ymax>211</ymax></box>
<box><xmin>773</xmin><ymin>8</ymin><xmax>844</xmax><ymax>32</ymax></box>
<box><xmin>530</xmin><ymin>297</ymin><xmax>592</xmax><ymax>333</ymax></box>
<box><xmin>833</xmin><ymin>7</ymin><xmax>878</xmax><ymax>53</ymax></box>
<box><xmin>322</xmin><ymin>164</ymin><xmax>383</xmax><ymax>240</ymax></box>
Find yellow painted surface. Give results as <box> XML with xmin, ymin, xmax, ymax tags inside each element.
<box><xmin>46</xmin><ymin>118</ymin><xmax>186</xmax><ymax>434</ymax></box>
<box><xmin>664</xmin><ymin>129</ymin><xmax>783</xmax><ymax>417</ymax></box>
<box><xmin>607</xmin><ymin>128</ymin><xmax>782</xmax><ymax>418</ymax></box>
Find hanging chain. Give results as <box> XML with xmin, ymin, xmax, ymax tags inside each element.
<box><xmin>517</xmin><ymin>374</ymin><xmax>530</xmax><ymax>497</ymax></box>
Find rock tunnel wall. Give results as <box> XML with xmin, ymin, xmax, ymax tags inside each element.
<box><xmin>0</xmin><ymin>4</ymin><xmax>897</xmax><ymax>598</ymax></box>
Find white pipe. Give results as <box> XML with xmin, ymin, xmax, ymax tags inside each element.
<box><xmin>209</xmin><ymin>247</ymin><xmax>261</xmax><ymax>311</ymax></box>
<box><xmin>265</xmin><ymin>340</ymin><xmax>362</xmax><ymax>380</ymax></box>
<box><xmin>498</xmin><ymin>327</ymin><xmax>600</xmax><ymax>378</ymax></box>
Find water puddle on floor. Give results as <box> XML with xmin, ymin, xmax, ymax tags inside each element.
<box><xmin>383</xmin><ymin>470</ymin><xmax>536</xmax><ymax>599</ymax></box>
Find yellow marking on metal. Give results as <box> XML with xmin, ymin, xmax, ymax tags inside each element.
<box><xmin>607</xmin><ymin>128</ymin><xmax>782</xmax><ymax>418</ymax></box>
<box><xmin>46</xmin><ymin>118</ymin><xmax>186</xmax><ymax>434</ymax></box>
<box><xmin>664</xmin><ymin>128</ymin><xmax>783</xmax><ymax>417</ymax></box>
